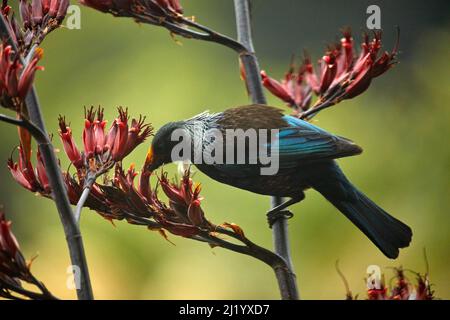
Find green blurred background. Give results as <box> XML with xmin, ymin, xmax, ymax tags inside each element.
<box><xmin>1</xmin><ymin>0</ymin><xmax>449</xmax><ymax>299</ymax></box>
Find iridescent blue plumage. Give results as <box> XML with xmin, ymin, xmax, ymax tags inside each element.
<box><xmin>268</xmin><ymin>115</ymin><xmax>362</xmax><ymax>167</ymax></box>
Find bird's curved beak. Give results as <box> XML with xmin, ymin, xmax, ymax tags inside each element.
<box><xmin>144</xmin><ymin>146</ymin><xmax>155</xmax><ymax>171</ymax></box>
<box><xmin>144</xmin><ymin>146</ymin><xmax>163</xmax><ymax>172</ymax></box>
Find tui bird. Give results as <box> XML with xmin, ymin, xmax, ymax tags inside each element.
<box><xmin>146</xmin><ymin>104</ymin><xmax>412</xmax><ymax>258</ymax></box>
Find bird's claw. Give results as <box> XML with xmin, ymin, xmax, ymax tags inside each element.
<box><xmin>267</xmin><ymin>210</ymin><xmax>294</xmax><ymax>228</ymax></box>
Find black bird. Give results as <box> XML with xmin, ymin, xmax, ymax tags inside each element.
<box><xmin>146</xmin><ymin>104</ymin><xmax>412</xmax><ymax>258</ymax></box>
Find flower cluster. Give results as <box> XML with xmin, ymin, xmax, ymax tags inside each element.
<box><xmin>341</xmin><ymin>266</ymin><xmax>435</xmax><ymax>300</ymax></box>
<box><xmin>0</xmin><ymin>211</ymin><xmax>28</xmax><ymax>295</ymax></box>
<box><xmin>63</xmin><ymin>162</ymin><xmax>213</xmax><ymax>239</ymax></box>
<box><xmin>8</xmin><ymin>107</ymin><xmax>152</xmax><ymax>196</ymax></box>
<box><xmin>2</xmin><ymin>0</ymin><xmax>69</xmax><ymax>55</ymax></box>
<box><xmin>367</xmin><ymin>267</ymin><xmax>434</xmax><ymax>300</ymax></box>
<box><xmin>156</xmin><ymin>170</ymin><xmax>211</xmax><ymax>237</ymax></box>
<box><xmin>261</xmin><ymin>28</ymin><xmax>398</xmax><ymax>117</ymax></box>
<box><xmin>0</xmin><ymin>42</ymin><xmax>43</xmax><ymax>111</ymax></box>
<box><xmin>0</xmin><ymin>211</ymin><xmax>55</xmax><ymax>300</ymax></box>
<box><xmin>80</xmin><ymin>0</ymin><xmax>183</xmax><ymax>24</ymax></box>
<box><xmin>58</xmin><ymin>106</ymin><xmax>152</xmax><ymax>175</ymax></box>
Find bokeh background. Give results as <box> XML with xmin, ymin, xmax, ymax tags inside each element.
<box><xmin>1</xmin><ymin>0</ymin><xmax>449</xmax><ymax>299</ymax></box>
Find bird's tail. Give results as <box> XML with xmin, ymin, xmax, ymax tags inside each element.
<box><xmin>312</xmin><ymin>177</ymin><xmax>412</xmax><ymax>259</ymax></box>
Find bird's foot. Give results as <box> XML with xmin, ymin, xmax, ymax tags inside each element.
<box><xmin>267</xmin><ymin>210</ymin><xmax>294</xmax><ymax>228</ymax></box>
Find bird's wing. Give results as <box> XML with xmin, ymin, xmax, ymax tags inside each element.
<box><xmin>199</xmin><ymin>114</ymin><xmax>362</xmax><ymax>177</ymax></box>
<box><xmin>268</xmin><ymin>115</ymin><xmax>363</xmax><ymax>169</ymax></box>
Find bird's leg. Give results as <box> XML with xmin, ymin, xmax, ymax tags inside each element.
<box><xmin>267</xmin><ymin>192</ymin><xmax>305</xmax><ymax>228</ymax></box>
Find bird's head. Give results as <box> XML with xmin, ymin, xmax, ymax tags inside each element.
<box><xmin>145</xmin><ymin>121</ymin><xmax>187</xmax><ymax>172</ymax></box>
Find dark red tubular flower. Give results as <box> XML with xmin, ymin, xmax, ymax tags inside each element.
<box><xmin>318</xmin><ymin>52</ymin><xmax>337</xmax><ymax>93</ymax></box>
<box><xmin>114</xmin><ymin>164</ymin><xmax>152</xmax><ymax>216</ymax></box>
<box><xmin>104</xmin><ymin>120</ymin><xmax>117</xmax><ymax>155</ymax></box>
<box><xmin>7</xmin><ymin>144</ymin><xmax>47</xmax><ymax>193</ymax></box>
<box><xmin>187</xmin><ymin>198</ymin><xmax>204</xmax><ymax>226</ymax></box>
<box><xmin>122</xmin><ymin>116</ymin><xmax>153</xmax><ymax>158</ymax></box>
<box><xmin>36</xmin><ymin>149</ymin><xmax>50</xmax><ymax>193</ymax></box>
<box><xmin>62</xmin><ymin>172</ymin><xmax>82</xmax><ymax>204</ymax></box>
<box><xmin>261</xmin><ymin>28</ymin><xmax>399</xmax><ymax>117</ymax></box>
<box><xmin>0</xmin><ymin>211</ymin><xmax>57</xmax><ymax>300</ymax></box>
<box><xmin>0</xmin><ymin>213</ymin><xmax>20</xmax><ymax>257</ymax></box>
<box><xmin>367</xmin><ymin>287</ymin><xmax>387</xmax><ymax>300</ymax></box>
<box><xmin>9</xmin><ymin>147</ymin><xmax>31</xmax><ymax>190</ymax></box>
<box><xmin>261</xmin><ymin>70</ymin><xmax>297</xmax><ymax>107</ymax></box>
<box><xmin>415</xmin><ymin>274</ymin><xmax>434</xmax><ymax>300</ymax></box>
<box><xmin>159</xmin><ymin>170</ymin><xmax>208</xmax><ymax>229</ymax></box>
<box><xmin>58</xmin><ymin>116</ymin><xmax>83</xmax><ymax>168</ymax></box>
<box><xmin>19</xmin><ymin>1</ymin><xmax>32</xmax><ymax>29</ymax></box>
<box><xmin>17</xmin><ymin>144</ymin><xmax>38</xmax><ymax>188</ymax></box>
<box><xmin>0</xmin><ymin>43</ymin><xmax>43</xmax><ymax>110</ymax></box>
<box><xmin>82</xmin><ymin>107</ymin><xmax>96</xmax><ymax>159</ymax></box>
<box><xmin>138</xmin><ymin>166</ymin><xmax>152</xmax><ymax>201</ymax></box>
<box><xmin>110</xmin><ymin>107</ymin><xmax>129</xmax><ymax>161</ymax></box>
<box><xmin>93</xmin><ymin>108</ymin><xmax>107</xmax><ymax>155</ymax></box>
<box><xmin>1</xmin><ymin>2</ymin><xmax>25</xmax><ymax>49</ymax></box>
<box><xmin>1</xmin><ymin>0</ymin><xmax>69</xmax><ymax>54</ymax></box>
<box><xmin>7</xmin><ymin>157</ymin><xmax>34</xmax><ymax>191</ymax></box>
<box><xmin>159</xmin><ymin>172</ymin><xmax>189</xmax><ymax>206</ymax></box>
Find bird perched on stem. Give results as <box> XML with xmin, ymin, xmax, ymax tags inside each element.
<box><xmin>146</xmin><ymin>104</ymin><xmax>412</xmax><ymax>259</ymax></box>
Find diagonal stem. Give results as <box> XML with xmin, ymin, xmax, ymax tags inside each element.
<box><xmin>0</xmin><ymin>114</ymin><xmax>46</xmax><ymax>142</ymax></box>
<box><xmin>74</xmin><ymin>173</ymin><xmax>96</xmax><ymax>224</ymax></box>
<box><xmin>233</xmin><ymin>0</ymin><xmax>299</xmax><ymax>300</ymax></box>
<box><xmin>131</xmin><ymin>11</ymin><xmax>247</xmax><ymax>53</ymax></box>
<box><xmin>0</xmin><ymin>16</ymin><xmax>93</xmax><ymax>300</ymax></box>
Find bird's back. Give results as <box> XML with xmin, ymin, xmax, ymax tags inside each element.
<box><xmin>192</xmin><ymin>104</ymin><xmax>362</xmax><ymax>197</ymax></box>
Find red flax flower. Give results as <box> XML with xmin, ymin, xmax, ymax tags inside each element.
<box><xmin>1</xmin><ymin>1</ymin><xmax>25</xmax><ymax>51</ymax></box>
<box><xmin>414</xmin><ymin>273</ymin><xmax>434</xmax><ymax>300</ymax></box>
<box><xmin>0</xmin><ymin>213</ymin><xmax>20</xmax><ymax>258</ymax></box>
<box><xmin>261</xmin><ymin>28</ymin><xmax>399</xmax><ymax>118</ymax></box>
<box><xmin>58</xmin><ymin>116</ymin><xmax>83</xmax><ymax>168</ymax></box>
<box><xmin>8</xmin><ymin>143</ymin><xmax>50</xmax><ymax>194</ymax></box>
<box><xmin>0</xmin><ymin>211</ymin><xmax>56</xmax><ymax>300</ymax></box>
<box><xmin>0</xmin><ymin>42</ymin><xmax>43</xmax><ymax>110</ymax></box>
<box><xmin>0</xmin><ymin>211</ymin><xmax>26</xmax><ymax>292</ymax></box>
<box><xmin>7</xmin><ymin>107</ymin><xmax>49</xmax><ymax>193</ymax></box>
